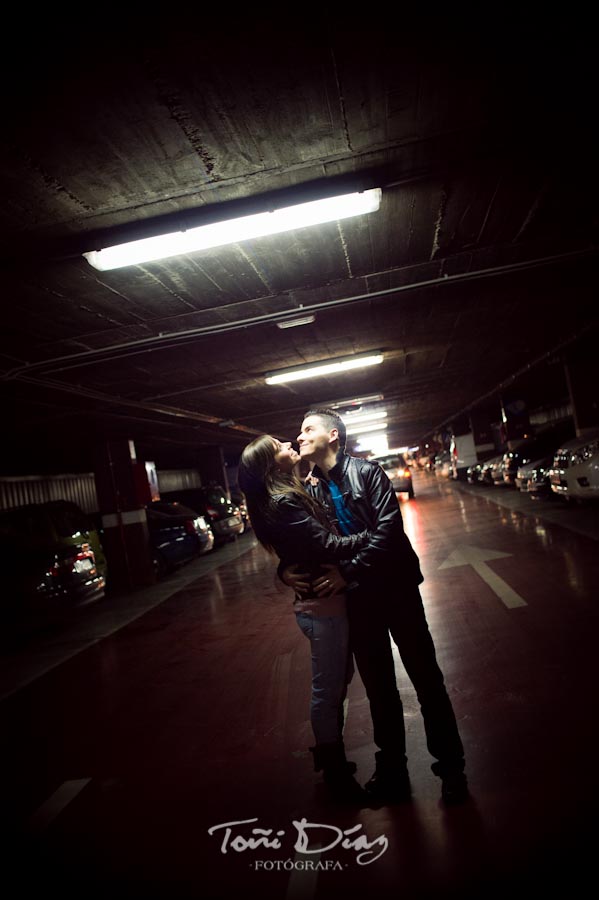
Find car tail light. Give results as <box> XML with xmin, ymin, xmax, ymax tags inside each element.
<box><xmin>50</xmin><ymin>547</ymin><xmax>96</xmax><ymax>577</ymax></box>
<box><xmin>184</xmin><ymin>519</ymin><xmax>197</xmax><ymax>534</ymax></box>
<box><xmin>403</xmin><ymin>469</ymin><xmax>411</xmax><ymax>478</ymax></box>
<box><xmin>206</xmin><ymin>506</ymin><xmax>219</xmax><ymax>520</ymax></box>
<box><xmin>49</xmin><ymin>556</ymin><xmax>69</xmax><ymax>577</ymax></box>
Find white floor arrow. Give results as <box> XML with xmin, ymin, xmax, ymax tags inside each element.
<box><xmin>28</xmin><ymin>778</ymin><xmax>92</xmax><ymax>832</ymax></box>
<box><xmin>439</xmin><ymin>545</ymin><xmax>527</xmax><ymax>608</ymax></box>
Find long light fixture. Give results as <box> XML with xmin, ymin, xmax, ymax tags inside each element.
<box><xmin>83</xmin><ymin>188</ymin><xmax>382</xmax><ymax>271</ymax></box>
<box><xmin>354</xmin><ymin>435</ymin><xmax>390</xmax><ymax>455</ymax></box>
<box><xmin>346</xmin><ymin>422</ymin><xmax>388</xmax><ymax>436</ymax></box>
<box><xmin>265</xmin><ymin>352</ymin><xmax>383</xmax><ymax>386</ymax></box>
<box><xmin>329</xmin><ymin>394</ymin><xmax>384</xmax><ymax>409</ymax></box>
<box><xmin>276</xmin><ymin>315</ymin><xmax>316</xmax><ymax>329</ymax></box>
<box><xmin>343</xmin><ymin>410</ymin><xmax>388</xmax><ymax>426</ymax></box>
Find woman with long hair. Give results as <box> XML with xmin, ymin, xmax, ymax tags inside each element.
<box><xmin>238</xmin><ymin>434</ymin><xmax>370</xmax><ymax>803</ymax></box>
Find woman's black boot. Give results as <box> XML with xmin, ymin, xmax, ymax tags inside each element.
<box><xmin>310</xmin><ymin>742</ymin><xmax>367</xmax><ymax>805</ymax></box>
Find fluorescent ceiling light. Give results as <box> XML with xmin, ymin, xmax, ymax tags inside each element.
<box><xmin>83</xmin><ymin>188</ymin><xmax>382</xmax><ymax>271</ymax></box>
<box><xmin>346</xmin><ymin>422</ymin><xmax>388</xmax><ymax>436</ymax></box>
<box><xmin>265</xmin><ymin>352</ymin><xmax>383</xmax><ymax>385</ymax></box>
<box><xmin>329</xmin><ymin>394</ymin><xmax>384</xmax><ymax>409</ymax></box>
<box><xmin>354</xmin><ymin>435</ymin><xmax>389</xmax><ymax>455</ymax></box>
<box><xmin>343</xmin><ymin>410</ymin><xmax>388</xmax><ymax>426</ymax></box>
<box><xmin>276</xmin><ymin>315</ymin><xmax>316</xmax><ymax>329</ymax></box>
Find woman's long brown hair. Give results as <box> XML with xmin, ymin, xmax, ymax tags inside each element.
<box><xmin>238</xmin><ymin>434</ymin><xmax>330</xmax><ymax>553</ymax></box>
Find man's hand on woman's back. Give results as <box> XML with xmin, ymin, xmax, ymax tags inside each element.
<box><xmin>281</xmin><ymin>564</ymin><xmax>311</xmax><ymax>595</ymax></box>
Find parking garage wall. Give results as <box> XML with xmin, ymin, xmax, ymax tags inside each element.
<box><xmin>529</xmin><ymin>403</ymin><xmax>573</xmax><ymax>427</ymax></box>
<box><xmin>156</xmin><ymin>469</ymin><xmax>202</xmax><ymax>494</ymax></box>
<box><xmin>0</xmin><ymin>473</ymin><xmax>99</xmax><ymax>513</ymax></box>
<box><xmin>0</xmin><ymin>468</ymin><xmax>205</xmax><ymax>513</ymax></box>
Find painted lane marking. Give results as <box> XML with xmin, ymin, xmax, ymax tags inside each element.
<box><xmin>28</xmin><ymin>778</ymin><xmax>91</xmax><ymax>833</ymax></box>
<box><xmin>285</xmin><ymin>844</ymin><xmax>322</xmax><ymax>900</ymax></box>
<box><xmin>439</xmin><ymin>544</ymin><xmax>527</xmax><ymax>608</ymax></box>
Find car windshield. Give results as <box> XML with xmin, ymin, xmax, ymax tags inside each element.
<box><xmin>375</xmin><ymin>456</ymin><xmax>406</xmax><ymax>470</ymax></box>
<box><xmin>153</xmin><ymin>502</ymin><xmax>200</xmax><ymax>518</ymax></box>
<box><xmin>48</xmin><ymin>502</ymin><xmax>91</xmax><ymax>537</ymax></box>
<box><xmin>203</xmin><ymin>488</ymin><xmax>228</xmax><ymax>505</ymax></box>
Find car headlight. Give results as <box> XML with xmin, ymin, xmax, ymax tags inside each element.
<box><xmin>570</xmin><ymin>440</ymin><xmax>599</xmax><ymax>465</ymax></box>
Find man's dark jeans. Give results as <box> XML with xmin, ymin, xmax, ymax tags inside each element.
<box><xmin>347</xmin><ymin>582</ymin><xmax>465</xmax><ymax>775</ymax></box>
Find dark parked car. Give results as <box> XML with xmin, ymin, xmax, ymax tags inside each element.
<box><xmin>466</xmin><ymin>462</ymin><xmax>484</xmax><ymax>484</ymax></box>
<box><xmin>0</xmin><ymin>500</ymin><xmax>107</xmax><ymax>625</ymax></box>
<box><xmin>160</xmin><ymin>486</ymin><xmax>244</xmax><ymax>542</ymax></box>
<box><xmin>147</xmin><ymin>501</ymin><xmax>214</xmax><ymax>576</ymax></box>
<box><xmin>230</xmin><ymin>490</ymin><xmax>251</xmax><ymax>531</ymax></box>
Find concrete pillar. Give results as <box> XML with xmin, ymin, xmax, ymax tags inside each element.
<box><xmin>93</xmin><ymin>439</ymin><xmax>155</xmax><ymax>591</ymax></box>
<box><xmin>198</xmin><ymin>446</ymin><xmax>230</xmax><ymax>496</ymax></box>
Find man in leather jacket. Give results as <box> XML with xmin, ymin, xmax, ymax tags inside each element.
<box><xmin>283</xmin><ymin>407</ymin><xmax>468</xmax><ymax>805</ymax></box>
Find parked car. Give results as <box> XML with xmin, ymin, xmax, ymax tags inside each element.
<box><xmin>502</xmin><ymin>421</ymin><xmax>575</xmax><ymax>486</ymax></box>
<box><xmin>147</xmin><ymin>501</ymin><xmax>214</xmax><ymax>576</ymax></box>
<box><xmin>433</xmin><ymin>452</ymin><xmax>452</xmax><ymax>479</ymax></box>
<box><xmin>467</xmin><ymin>457</ymin><xmax>497</xmax><ymax>484</ymax></box>
<box><xmin>0</xmin><ymin>500</ymin><xmax>107</xmax><ymax>625</ymax></box>
<box><xmin>490</xmin><ymin>456</ymin><xmax>508</xmax><ymax>485</ymax></box>
<box><xmin>466</xmin><ymin>463</ymin><xmax>481</xmax><ymax>484</ymax></box>
<box><xmin>160</xmin><ymin>486</ymin><xmax>245</xmax><ymax>542</ymax></box>
<box><xmin>372</xmin><ymin>454</ymin><xmax>415</xmax><ymax>498</ymax></box>
<box><xmin>230</xmin><ymin>489</ymin><xmax>251</xmax><ymax>530</ymax></box>
<box><xmin>479</xmin><ymin>455</ymin><xmax>503</xmax><ymax>485</ymax></box>
<box><xmin>550</xmin><ymin>429</ymin><xmax>599</xmax><ymax>502</ymax></box>
<box><xmin>515</xmin><ymin>457</ymin><xmax>539</xmax><ymax>492</ymax></box>
<box><xmin>516</xmin><ymin>454</ymin><xmax>554</xmax><ymax>496</ymax></box>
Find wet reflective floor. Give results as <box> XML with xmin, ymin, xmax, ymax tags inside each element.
<box><xmin>2</xmin><ymin>472</ymin><xmax>598</xmax><ymax>899</ymax></box>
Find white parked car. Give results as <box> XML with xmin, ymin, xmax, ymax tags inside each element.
<box><xmin>515</xmin><ymin>458</ymin><xmax>539</xmax><ymax>492</ymax></box>
<box><xmin>550</xmin><ymin>430</ymin><xmax>599</xmax><ymax>501</ymax></box>
<box><xmin>516</xmin><ymin>454</ymin><xmax>553</xmax><ymax>496</ymax></box>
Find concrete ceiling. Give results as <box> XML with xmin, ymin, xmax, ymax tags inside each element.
<box><xmin>1</xmin><ymin>14</ymin><xmax>597</xmax><ymax>470</ymax></box>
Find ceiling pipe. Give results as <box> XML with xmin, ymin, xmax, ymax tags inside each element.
<box><xmin>14</xmin><ymin>374</ymin><xmax>264</xmax><ymax>438</ymax></box>
<box><xmin>3</xmin><ymin>247</ymin><xmax>594</xmax><ymax>381</ymax></box>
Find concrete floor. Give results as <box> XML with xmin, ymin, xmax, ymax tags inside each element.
<box><xmin>2</xmin><ymin>471</ymin><xmax>598</xmax><ymax>899</ymax></box>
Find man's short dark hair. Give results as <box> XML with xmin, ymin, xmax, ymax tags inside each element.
<box><xmin>303</xmin><ymin>407</ymin><xmax>347</xmax><ymax>450</ymax></box>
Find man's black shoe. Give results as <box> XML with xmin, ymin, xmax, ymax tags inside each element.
<box><xmin>364</xmin><ymin>767</ymin><xmax>412</xmax><ymax>805</ymax></box>
<box><xmin>440</xmin><ymin>771</ymin><xmax>469</xmax><ymax>805</ymax></box>
<box><xmin>324</xmin><ymin>771</ymin><xmax>370</xmax><ymax>806</ymax></box>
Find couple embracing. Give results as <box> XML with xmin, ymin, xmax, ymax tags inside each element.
<box><xmin>238</xmin><ymin>408</ymin><xmax>467</xmax><ymax>807</ymax></box>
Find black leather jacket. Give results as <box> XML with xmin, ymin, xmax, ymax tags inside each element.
<box><xmin>269</xmin><ymin>494</ymin><xmax>369</xmax><ymax>581</ymax></box>
<box><xmin>306</xmin><ymin>451</ymin><xmax>424</xmax><ymax>588</ymax></box>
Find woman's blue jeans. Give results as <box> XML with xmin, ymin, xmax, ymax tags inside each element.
<box><xmin>295</xmin><ymin>612</ymin><xmax>354</xmax><ymax>744</ymax></box>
